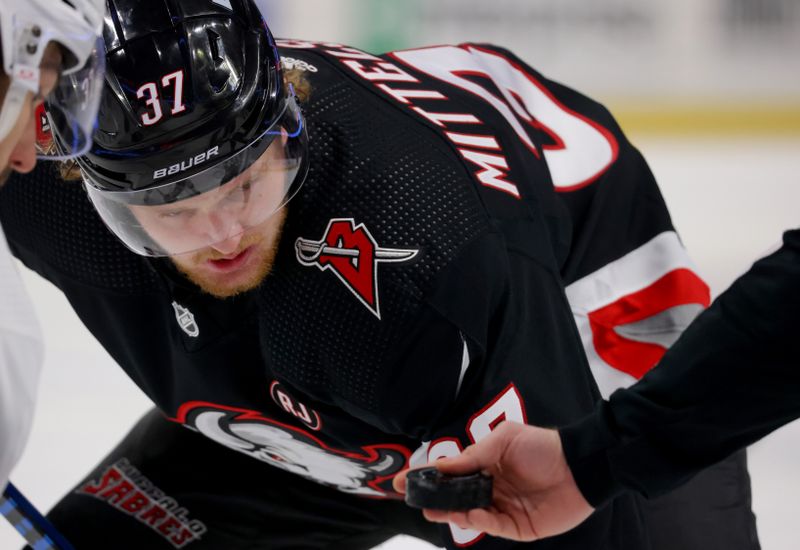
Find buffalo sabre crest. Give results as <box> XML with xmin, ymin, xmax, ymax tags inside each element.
<box><xmin>173</xmin><ymin>402</ymin><xmax>411</xmax><ymax>498</ymax></box>
<box><xmin>295</xmin><ymin>219</ymin><xmax>418</xmax><ymax>319</ymax></box>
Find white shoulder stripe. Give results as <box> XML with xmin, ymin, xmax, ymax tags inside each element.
<box><xmin>566</xmin><ymin>231</ymin><xmax>699</xmax><ymax>313</ymax></box>
<box><xmin>566</xmin><ymin>231</ymin><xmax>704</xmax><ymax>398</ymax></box>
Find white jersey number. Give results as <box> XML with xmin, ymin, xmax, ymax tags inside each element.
<box><xmin>427</xmin><ymin>384</ymin><xmax>526</xmax><ymax>546</ymax></box>
<box><xmin>137</xmin><ymin>70</ymin><xmax>187</xmax><ymax>126</ymax></box>
<box><xmin>393</xmin><ymin>45</ymin><xmax>617</xmax><ymax>191</ymax></box>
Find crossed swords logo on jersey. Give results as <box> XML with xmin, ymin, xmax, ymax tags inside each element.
<box><xmin>295</xmin><ymin>219</ymin><xmax>419</xmax><ymax>319</ymax></box>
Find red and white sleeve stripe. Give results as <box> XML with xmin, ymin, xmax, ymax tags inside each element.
<box><xmin>566</xmin><ymin>231</ymin><xmax>710</xmax><ymax>398</ymax></box>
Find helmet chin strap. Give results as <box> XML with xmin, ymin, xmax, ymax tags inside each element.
<box><xmin>0</xmin><ymin>20</ymin><xmax>44</xmax><ymax>144</ymax></box>
<box><xmin>0</xmin><ymin>77</ymin><xmax>37</xmax><ymax>144</ymax></box>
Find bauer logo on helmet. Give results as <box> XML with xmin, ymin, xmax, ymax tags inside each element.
<box><xmin>153</xmin><ymin>146</ymin><xmax>220</xmax><ymax>181</ymax></box>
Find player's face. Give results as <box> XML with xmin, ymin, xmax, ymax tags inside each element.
<box><xmin>0</xmin><ymin>44</ymin><xmax>62</xmax><ymax>186</ymax></box>
<box><xmin>131</xmin><ymin>140</ymin><xmax>291</xmax><ymax>297</ymax></box>
<box><xmin>168</xmin><ymin>206</ymin><xmax>287</xmax><ymax>298</ymax></box>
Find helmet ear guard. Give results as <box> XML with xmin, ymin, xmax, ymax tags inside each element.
<box><xmin>75</xmin><ymin>0</ymin><xmax>310</xmax><ymax>258</ymax></box>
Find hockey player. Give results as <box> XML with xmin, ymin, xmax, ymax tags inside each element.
<box><xmin>0</xmin><ymin>0</ymin><xmax>105</xmax><ymax>492</ymax></box>
<box><xmin>0</xmin><ymin>0</ymin><xmax>759</xmax><ymax>548</ymax></box>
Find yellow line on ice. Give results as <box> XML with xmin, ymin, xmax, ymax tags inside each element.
<box><xmin>607</xmin><ymin>101</ymin><xmax>800</xmax><ymax>137</ymax></box>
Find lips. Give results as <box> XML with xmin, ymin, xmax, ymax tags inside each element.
<box><xmin>206</xmin><ymin>246</ymin><xmax>254</xmax><ymax>273</ymax></box>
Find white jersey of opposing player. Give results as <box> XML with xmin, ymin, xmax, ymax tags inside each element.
<box><xmin>0</xmin><ymin>224</ymin><xmax>43</xmax><ymax>490</ymax></box>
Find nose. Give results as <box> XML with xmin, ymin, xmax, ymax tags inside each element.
<box><xmin>211</xmin><ymin>234</ymin><xmax>244</xmax><ymax>255</ymax></box>
<box><xmin>9</xmin><ymin>115</ymin><xmax>38</xmax><ymax>174</ymax></box>
<box><xmin>195</xmin><ymin>210</ymin><xmax>244</xmax><ymax>255</ymax></box>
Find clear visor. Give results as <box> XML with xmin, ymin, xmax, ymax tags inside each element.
<box><xmin>40</xmin><ymin>37</ymin><xmax>106</xmax><ymax>160</ymax></box>
<box><xmin>84</xmin><ymin>97</ymin><xmax>308</xmax><ymax>257</ymax></box>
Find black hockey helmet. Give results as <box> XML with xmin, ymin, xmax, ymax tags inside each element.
<box><xmin>73</xmin><ymin>0</ymin><xmax>308</xmax><ymax>257</ymax></box>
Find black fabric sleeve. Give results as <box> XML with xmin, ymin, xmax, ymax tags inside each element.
<box><xmin>560</xmin><ymin>228</ymin><xmax>800</xmax><ymax>507</ymax></box>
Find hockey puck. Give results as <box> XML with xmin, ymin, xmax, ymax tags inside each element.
<box><xmin>405</xmin><ymin>467</ymin><xmax>493</xmax><ymax>511</ymax></box>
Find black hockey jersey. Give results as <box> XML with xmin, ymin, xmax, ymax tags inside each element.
<box><xmin>0</xmin><ymin>41</ymin><xmax>710</xmax><ymax>549</ymax></box>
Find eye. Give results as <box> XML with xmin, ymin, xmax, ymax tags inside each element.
<box><xmin>158</xmin><ymin>209</ymin><xmax>192</xmax><ymax>220</ymax></box>
<box><xmin>221</xmin><ymin>180</ymin><xmax>253</xmax><ymax>203</ymax></box>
